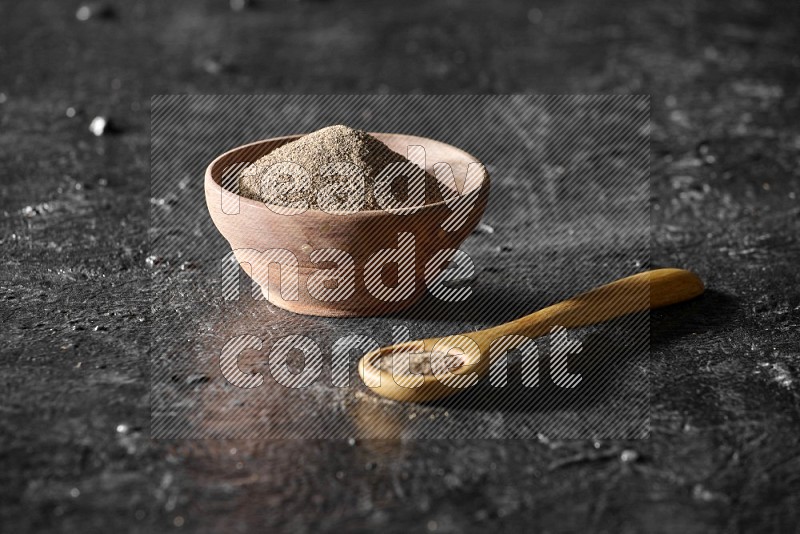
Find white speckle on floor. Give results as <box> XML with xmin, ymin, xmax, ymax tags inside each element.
<box><xmin>758</xmin><ymin>362</ymin><xmax>794</xmax><ymax>389</ymax></box>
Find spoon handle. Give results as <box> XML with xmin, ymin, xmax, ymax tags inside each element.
<box><xmin>473</xmin><ymin>268</ymin><xmax>704</xmax><ymax>346</ymax></box>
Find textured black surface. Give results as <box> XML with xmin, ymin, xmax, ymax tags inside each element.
<box><xmin>1</xmin><ymin>0</ymin><xmax>799</xmax><ymax>532</ymax></box>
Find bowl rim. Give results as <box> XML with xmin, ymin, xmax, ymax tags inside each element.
<box><xmin>204</xmin><ymin>132</ymin><xmax>490</xmax><ymax>217</ymax></box>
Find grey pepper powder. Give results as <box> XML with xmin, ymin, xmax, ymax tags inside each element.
<box><xmin>238</xmin><ymin>125</ymin><xmax>441</xmax><ymax>212</ymax></box>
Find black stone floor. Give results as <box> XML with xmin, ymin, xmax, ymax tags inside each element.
<box><xmin>1</xmin><ymin>0</ymin><xmax>799</xmax><ymax>532</ymax></box>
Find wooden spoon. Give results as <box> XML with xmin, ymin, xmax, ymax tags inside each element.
<box><xmin>357</xmin><ymin>268</ymin><xmax>704</xmax><ymax>403</ymax></box>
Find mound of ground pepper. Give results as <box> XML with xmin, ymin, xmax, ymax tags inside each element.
<box><xmin>238</xmin><ymin>125</ymin><xmax>440</xmax><ymax>212</ymax></box>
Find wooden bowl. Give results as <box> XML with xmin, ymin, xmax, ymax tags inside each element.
<box><xmin>204</xmin><ymin>133</ymin><xmax>490</xmax><ymax>317</ymax></box>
